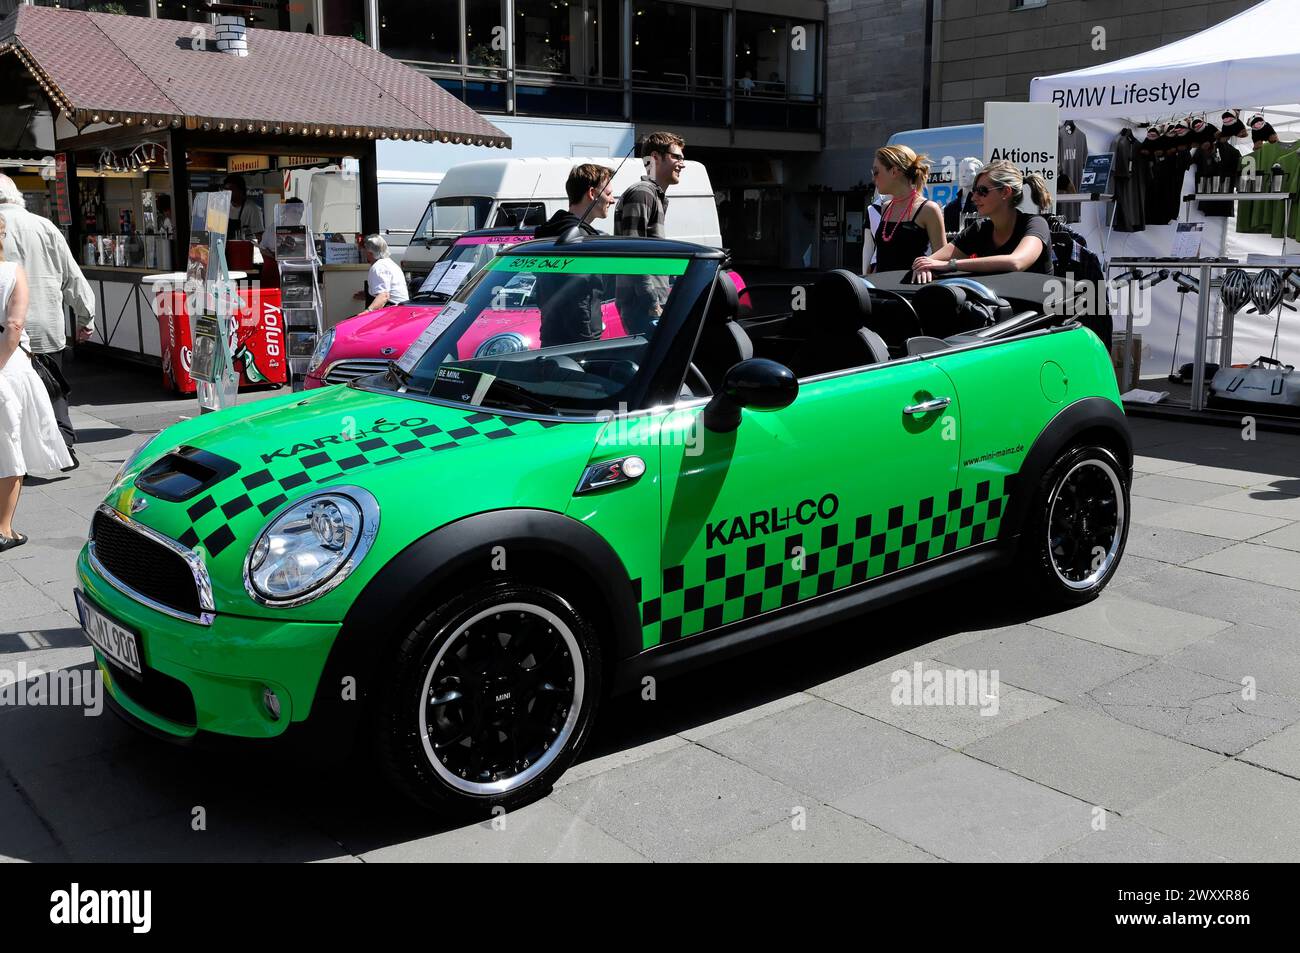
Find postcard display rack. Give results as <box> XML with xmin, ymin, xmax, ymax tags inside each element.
<box><xmin>276</xmin><ymin>205</ymin><xmax>323</xmax><ymax>390</ymax></box>
<box><xmin>188</xmin><ymin>191</ymin><xmax>241</xmax><ymax>414</ymax></box>
<box><xmin>1106</xmin><ymin>186</ymin><xmax>1296</xmax><ymax>414</ymax></box>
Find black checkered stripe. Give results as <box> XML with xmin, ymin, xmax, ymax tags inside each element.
<box><xmin>174</xmin><ymin>411</ymin><xmax>560</xmax><ymax>556</ymax></box>
<box><xmin>633</xmin><ymin>476</ymin><xmax>1013</xmax><ymax>647</ymax></box>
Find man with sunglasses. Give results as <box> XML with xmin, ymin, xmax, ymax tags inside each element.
<box><xmin>615</xmin><ymin>131</ymin><xmax>686</xmax><ymax>333</ymax></box>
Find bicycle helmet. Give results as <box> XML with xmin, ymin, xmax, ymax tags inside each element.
<box><xmin>1250</xmin><ymin>268</ymin><xmax>1284</xmax><ymax>316</ymax></box>
<box><xmin>1219</xmin><ymin>268</ymin><xmax>1253</xmax><ymax>315</ymax></box>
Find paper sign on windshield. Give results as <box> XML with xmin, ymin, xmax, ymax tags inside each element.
<box><xmin>431</xmin><ymin>366</ymin><xmax>496</xmax><ymax>405</ymax></box>
<box><xmin>418</xmin><ymin>260</ymin><xmax>453</xmax><ymax>295</ymax></box>
<box><xmin>434</xmin><ymin>261</ymin><xmax>476</xmax><ymax>296</ymax></box>
<box><xmin>396</xmin><ymin>302</ymin><xmax>467</xmax><ymax>374</ymax></box>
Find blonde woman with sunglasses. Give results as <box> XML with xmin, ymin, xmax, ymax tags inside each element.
<box><xmin>910</xmin><ymin>160</ymin><xmax>1054</xmax><ymax>283</ymax></box>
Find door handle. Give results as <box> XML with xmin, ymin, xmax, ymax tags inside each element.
<box><xmin>903</xmin><ymin>396</ymin><xmax>951</xmax><ymax>415</ymax></box>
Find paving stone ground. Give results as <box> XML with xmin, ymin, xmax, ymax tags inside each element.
<box><xmin>2</xmin><ymin>355</ymin><xmax>1298</xmax><ymax>862</ymax></box>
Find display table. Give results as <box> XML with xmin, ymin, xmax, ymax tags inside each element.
<box><xmin>143</xmin><ymin>272</ymin><xmax>286</xmax><ymax>394</ymax></box>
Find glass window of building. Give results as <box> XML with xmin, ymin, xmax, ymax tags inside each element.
<box><xmin>40</xmin><ymin>0</ymin><xmax>150</xmax><ymax>14</ymax></box>
<box><xmin>735</xmin><ymin>13</ymin><xmax>788</xmax><ymax>97</ymax></box>
<box><xmin>153</xmin><ymin>1</ymin><xmax>208</xmax><ymax>21</ymax></box>
<box><xmin>323</xmin><ymin>0</ymin><xmax>367</xmax><ymax>41</ymax></box>
<box><xmin>467</xmin><ymin>0</ymin><xmax>507</xmax><ymax>71</ymax></box>
<box><xmin>588</xmin><ymin>0</ymin><xmax>620</xmax><ymax>85</ymax></box>
<box><xmin>380</xmin><ymin>0</ymin><xmax>460</xmax><ymax>66</ymax></box>
<box><xmin>242</xmin><ymin>0</ymin><xmax>316</xmax><ymax>33</ymax></box>
<box><xmin>515</xmin><ymin>0</ymin><xmax>583</xmax><ymax>79</ymax></box>
<box><xmin>631</xmin><ymin>1</ymin><xmax>689</xmax><ymax>89</ymax></box>
<box><xmin>787</xmin><ymin>21</ymin><xmax>818</xmax><ymax>99</ymax></box>
<box><xmin>694</xmin><ymin>6</ymin><xmax>725</xmax><ymax>90</ymax></box>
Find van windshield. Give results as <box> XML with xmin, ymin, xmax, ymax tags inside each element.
<box><xmin>411</xmin><ymin>233</ymin><xmax>535</xmax><ymax>302</ymax></box>
<box><xmin>412</xmin><ymin>197</ymin><xmax>493</xmax><ymax>242</ymax></box>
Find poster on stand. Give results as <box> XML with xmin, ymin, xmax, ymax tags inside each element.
<box><xmin>1081</xmin><ymin>154</ymin><xmax>1114</xmax><ymax>194</ymax></box>
<box><xmin>983</xmin><ymin>102</ymin><xmax>1059</xmax><ymax>213</ymax></box>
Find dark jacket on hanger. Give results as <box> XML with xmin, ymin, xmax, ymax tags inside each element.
<box><xmin>1112</xmin><ymin>130</ymin><xmax>1145</xmax><ymax>232</ymax></box>
<box><xmin>943</xmin><ymin>190</ymin><xmax>975</xmax><ymax>231</ymax></box>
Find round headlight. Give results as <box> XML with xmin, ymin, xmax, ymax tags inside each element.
<box><xmin>475</xmin><ymin>332</ymin><xmax>527</xmax><ymax>358</ymax></box>
<box><xmin>244</xmin><ymin>488</ymin><xmax>380</xmax><ymax>607</ymax></box>
<box><xmin>307</xmin><ymin>328</ymin><xmax>336</xmax><ymax>376</ymax></box>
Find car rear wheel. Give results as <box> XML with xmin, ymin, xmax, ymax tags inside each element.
<box><xmin>1015</xmin><ymin>443</ymin><xmax>1130</xmax><ymax>608</ymax></box>
<box><xmin>375</xmin><ymin>582</ymin><xmax>602</xmax><ymax>814</ymax></box>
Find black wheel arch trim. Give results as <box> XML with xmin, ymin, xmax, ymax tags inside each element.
<box><xmin>306</xmin><ymin>508</ymin><xmax>641</xmax><ymax>740</ymax></box>
<box><xmin>1000</xmin><ymin>397</ymin><xmax>1132</xmax><ymax>541</ymax></box>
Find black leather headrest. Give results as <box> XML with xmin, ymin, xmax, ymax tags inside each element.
<box><xmin>707</xmin><ymin>272</ymin><xmax>739</xmax><ymax>323</ymax></box>
<box><xmin>915</xmin><ymin>282</ymin><xmax>967</xmax><ymax>321</ymax></box>
<box><xmin>790</xmin><ymin>269</ymin><xmax>871</xmax><ymax>337</ymax></box>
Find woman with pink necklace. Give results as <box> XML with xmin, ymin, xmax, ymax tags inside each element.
<box><xmin>867</xmin><ymin>145</ymin><xmax>946</xmax><ymax>279</ymax></box>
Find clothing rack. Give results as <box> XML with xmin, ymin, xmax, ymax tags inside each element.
<box><xmin>1053</xmin><ymin>193</ymin><xmax>1116</xmax><ymax>264</ymax></box>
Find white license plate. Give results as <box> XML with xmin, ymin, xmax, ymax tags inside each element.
<box><xmin>75</xmin><ymin>590</ymin><xmax>143</xmax><ymax>676</ymax></box>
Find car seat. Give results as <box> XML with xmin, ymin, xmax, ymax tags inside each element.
<box><xmin>691</xmin><ymin>272</ymin><xmax>754</xmax><ymax>390</ymax></box>
<box><xmin>913</xmin><ymin>280</ymin><xmax>1008</xmax><ymax>338</ymax></box>
<box><xmin>861</xmin><ymin>286</ymin><xmax>924</xmax><ymax>358</ymax></box>
<box><xmin>787</xmin><ymin>270</ymin><xmax>890</xmax><ymax>377</ymax></box>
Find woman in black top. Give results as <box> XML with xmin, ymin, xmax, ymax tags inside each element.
<box><xmin>910</xmin><ymin>160</ymin><xmax>1054</xmax><ymax>281</ymax></box>
<box><xmin>867</xmin><ymin>145</ymin><xmax>946</xmax><ymax>276</ymax></box>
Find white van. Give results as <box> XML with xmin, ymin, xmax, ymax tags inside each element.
<box><xmin>400</xmin><ymin>157</ymin><xmax>721</xmax><ymax>285</ymax></box>
<box><xmin>282</xmin><ymin>167</ymin><xmax>443</xmax><ymax>261</ymax></box>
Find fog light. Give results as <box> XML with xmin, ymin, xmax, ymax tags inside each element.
<box><xmin>262</xmin><ymin>686</ymin><xmax>282</xmax><ymax>721</ymax></box>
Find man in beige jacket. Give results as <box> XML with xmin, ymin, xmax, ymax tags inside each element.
<box><xmin>0</xmin><ymin>174</ymin><xmax>95</xmax><ymax>464</ymax></box>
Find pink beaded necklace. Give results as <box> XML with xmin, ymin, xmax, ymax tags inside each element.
<box><xmin>880</xmin><ymin>190</ymin><xmax>920</xmax><ymax>243</ymax></box>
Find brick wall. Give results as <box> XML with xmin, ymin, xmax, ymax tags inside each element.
<box><xmin>932</xmin><ymin>0</ymin><xmax>1261</xmax><ymax>125</ymax></box>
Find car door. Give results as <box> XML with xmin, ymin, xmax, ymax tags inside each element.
<box><xmin>645</xmin><ymin>359</ymin><xmax>962</xmax><ymax>649</ymax></box>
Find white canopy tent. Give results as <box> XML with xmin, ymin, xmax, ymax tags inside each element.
<box><xmin>1029</xmin><ymin>0</ymin><xmax>1300</xmax><ymax>122</ymax></box>
<box><xmin>1028</xmin><ymin>0</ymin><xmax>1300</xmax><ymax>393</ymax></box>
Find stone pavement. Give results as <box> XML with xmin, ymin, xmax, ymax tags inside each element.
<box><xmin>2</xmin><ymin>355</ymin><xmax>1299</xmax><ymax>862</ymax></box>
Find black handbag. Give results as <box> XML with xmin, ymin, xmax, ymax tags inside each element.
<box><xmin>28</xmin><ymin>349</ymin><xmax>70</xmax><ymax>401</ymax></box>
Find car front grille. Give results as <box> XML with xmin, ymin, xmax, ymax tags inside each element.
<box><xmin>324</xmin><ymin>359</ymin><xmax>389</xmax><ymax>384</ymax></box>
<box><xmin>90</xmin><ymin>510</ymin><xmax>203</xmax><ymax>620</ymax></box>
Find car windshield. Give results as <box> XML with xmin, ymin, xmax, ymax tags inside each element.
<box><xmin>412</xmin><ymin>197</ymin><xmax>493</xmax><ymax>242</ymax></box>
<box><xmin>411</xmin><ymin>235</ymin><xmax>534</xmax><ymax>302</ymax></box>
<box><xmin>374</xmin><ymin>252</ymin><xmax>690</xmax><ymax>416</ymax></box>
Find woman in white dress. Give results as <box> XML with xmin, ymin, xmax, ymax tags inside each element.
<box><xmin>1</xmin><ymin>212</ymin><xmax>73</xmax><ymax>551</ymax></box>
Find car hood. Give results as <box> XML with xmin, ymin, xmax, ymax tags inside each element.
<box><xmin>107</xmin><ymin>385</ymin><xmax>603</xmax><ymax>620</ymax></box>
<box><xmin>327</xmin><ymin>302</ymin><xmax>444</xmax><ymax>361</ymax></box>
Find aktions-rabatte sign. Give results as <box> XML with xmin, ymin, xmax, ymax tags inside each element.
<box><xmin>983</xmin><ymin>102</ymin><xmax>1059</xmax><ymax>213</ymax></box>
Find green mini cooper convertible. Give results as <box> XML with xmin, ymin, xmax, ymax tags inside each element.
<box><xmin>77</xmin><ymin>235</ymin><xmax>1131</xmax><ymax>812</ymax></box>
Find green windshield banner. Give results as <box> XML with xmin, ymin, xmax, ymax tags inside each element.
<box><xmin>487</xmin><ymin>255</ymin><xmax>690</xmax><ymax>276</ymax></box>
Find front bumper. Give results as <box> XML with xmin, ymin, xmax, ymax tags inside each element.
<box><xmin>76</xmin><ymin>545</ymin><xmax>340</xmax><ymax>740</ymax></box>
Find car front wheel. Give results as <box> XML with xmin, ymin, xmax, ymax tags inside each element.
<box><xmin>375</xmin><ymin>582</ymin><xmax>602</xmax><ymax>814</ymax></box>
<box><xmin>1015</xmin><ymin>443</ymin><xmax>1130</xmax><ymax>607</ymax></box>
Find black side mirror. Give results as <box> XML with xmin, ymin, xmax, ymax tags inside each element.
<box><xmin>703</xmin><ymin>358</ymin><xmax>798</xmax><ymax>432</ymax></box>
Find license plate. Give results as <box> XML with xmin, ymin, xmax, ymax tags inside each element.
<box><xmin>75</xmin><ymin>590</ymin><xmax>143</xmax><ymax>677</ymax></box>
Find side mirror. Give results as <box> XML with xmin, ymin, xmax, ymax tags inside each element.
<box><xmin>703</xmin><ymin>358</ymin><xmax>798</xmax><ymax>433</ymax></box>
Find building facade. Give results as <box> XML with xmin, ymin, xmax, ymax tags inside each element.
<box><xmin>7</xmin><ymin>0</ymin><xmax>838</xmax><ymax>266</ymax></box>
<box><xmin>929</xmin><ymin>0</ymin><xmax>1261</xmax><ymax>126</ymax></box>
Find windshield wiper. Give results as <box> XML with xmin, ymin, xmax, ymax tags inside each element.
<box><xmin>386</xmin><ymin>360</ymin><xmax>412</xmax><ymax>387</ymax></box>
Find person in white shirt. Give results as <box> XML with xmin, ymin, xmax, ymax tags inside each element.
<box><xmin>0</xmin><ymin>174</ymin><xmax>94</xmax><ymax>466</ymax></box>
<box><xmin>357</xmin><ymin>234</ymin><xmax>409</xmax><ymax>312</ymax></box>
<box><xmin>0</xmin><ymin>213</ymin><xmax>74</xmax><ymax>551</ymax></box>
<box><xmin>223</xmin><ymin>174</ymin><xmax>265</xmax><ymax>243</ymax></box>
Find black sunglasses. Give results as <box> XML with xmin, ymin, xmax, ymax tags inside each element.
<box><xmin>971</xmin><ymin>184</ymin><xmax>1005</xmax><ymax>197</ymax></box>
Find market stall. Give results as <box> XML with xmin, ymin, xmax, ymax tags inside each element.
<box><xmin>0</xmin><ymin>5</ymin><xmax>508</xmax><ymax>389</ymax></box>
<box><xmin>1030</xmin><ymin>0</ymin><xmax>1300</xmax><ymax>424</ymax></box>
